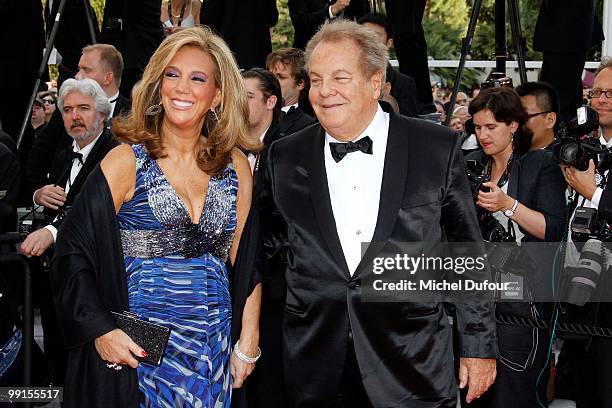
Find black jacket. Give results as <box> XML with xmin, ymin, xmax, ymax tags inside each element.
<box><xmin>42</xmin><ymin>128</ymin><xmax>118</xmax><ymax>231</ymax></box>
<box><xmin>465</xmin><ymin>149</ymin><xmax>566</xmax><ymax>299</ymax></box>
<box><xmin>288</xmin><ymin>0</ymin><xmax>370</xmax><ymax>50</ymax></box>
<box><xmin>387</xmin><ymin>63</ymin><xmax>419</xmax><ymax>118</ymax></box>
<box><xmin>278</xmin><ymin>106</ymin><xmax>315</xmax><ymax>137</ymax></box>
<box><xmin>201</xmin><ymin>0</ymin><xmax>278</xmax><ymax>69</ymax></box>
<box><xmin>258</xmin><ymin>103</ymin><xmax>497</xmax><ymax>406</ymax></box>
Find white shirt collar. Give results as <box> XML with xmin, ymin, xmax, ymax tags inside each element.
<box><xmin>260</xmin><ymin>125</ymin><xmax>270</xmax><ymax>143</ymax></box>
<box><xmin>72</xmin><ymin>129</ymin><xmax>103</xmax><ymax>162</ymax></box>
<box><xmin>599</xmin><ymin>128</ymin><xmax>612</xmax><ymax>148</ymax></box>
<box><xmin>108</xmin><ymin>91</ymin><xmax>120</xmax><ymax>103</ymax></box>
<box><xmin>325</xmin><ymin>104</ymin><xmax>386</xmax><ymax>145</ymax></box>
<box><xmin>281</xmin><ymin>103</ymin><xmax>299</xmax><ymax>113</ymax></box>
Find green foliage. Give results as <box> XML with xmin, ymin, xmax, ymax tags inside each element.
<box><xmin>273</xmin><ymin>0</ymin><xmax>295</xmax><ymax>49</ymax></box>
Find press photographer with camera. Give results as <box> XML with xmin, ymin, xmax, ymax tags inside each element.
<box><xmin>464</xmin><ymin>86</ymin><xmax>566</xmax><ymax>407</ymax></box>
<box><xmin>559</xmin><ymin>57</ymin><xmax>612</xmax><ymax>408</ymax></box>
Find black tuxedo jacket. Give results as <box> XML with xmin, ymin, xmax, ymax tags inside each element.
<box><xmin>278</xmin><ymin>106</ymin><xmax>316</xmax><ymax>137</ymax></box>
<box><xmin>201</xmin><ymin>0</ymin><xmax>278</xmax><ymax>69</ymax></box>
<box><xmin>288</xmin><ymin>0</ymin><xmax>370</xmax><ymax>50</ymax></box>
<box><xmin>42</xmin><ymin>128</ymin><xmax>118</xmax><ymax>230</ymax></box>
<box><xmin>259</xmin><ymin>104</ymin><xmax>497</xmax><ymax>406</ymax></box>
<box><xmin>387</xmin><ymin>64</ymin><xmax>419</xmax><ymax>118</ymax></box>
<box><xmin>25</xmin><ymin>95</ymin><xmax>130</xmax><ymax>199</ymax></box>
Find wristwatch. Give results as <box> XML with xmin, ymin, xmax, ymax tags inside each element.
<box><xmin>504</xmin><ymin>200</ymin><xmax>518</xmax><ymax>218</ymax></box>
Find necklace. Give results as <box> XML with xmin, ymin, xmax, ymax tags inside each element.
<box><xmin>168</xmin><ymin>0</ymin><xmax>187</xmax><ymax>25</ymax></box>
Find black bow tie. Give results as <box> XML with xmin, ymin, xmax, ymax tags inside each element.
<box><xmin>67</xmin><ymin>150</ymin><xmax>84</xmax><ymax>165</ymax></box>
<box><xmin>329</xmin><ymin>136</ymin><xmax>373</xmax><ymax>162</ymax></box>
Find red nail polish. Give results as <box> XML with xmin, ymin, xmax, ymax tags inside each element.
<box><xmin>141</xmin><ymin>351</ymin><xmax>148</xmax><ymax>357</ymax></box>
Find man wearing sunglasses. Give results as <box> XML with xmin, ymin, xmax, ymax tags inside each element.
<box><xmin>516</xmin><ymin>81</ymin><xmax>559</xmax><ymax>150</ymax></box>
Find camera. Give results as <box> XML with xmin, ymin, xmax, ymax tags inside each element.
<box><xmin>564</xmin><ymin>239</ymin><xmax>608</xmax><ymax>305</ymax></box>
<box><xmin>103</xmin><ymin>18</ymin><xmax>124</xmax><ymax>33</ymax></box>
<box><xmin>480</xmin><ymin>72</ymin><xmax>513</xmax><ymax>90</ymax></box>
<box><xmin>465</xmin><ymin>160</ymin><xmax>514</xmax><ymax>243</ymax></box>
<box><xmin>552</xmin><ymin>106</ymin><xmax>606</xmax><ymax>171</ymax></box>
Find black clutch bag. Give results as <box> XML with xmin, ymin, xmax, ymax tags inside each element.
<box><xmin>111</xmin><ymin>311</ymin><xmax>171</xmax><ymax>366</ymax></box>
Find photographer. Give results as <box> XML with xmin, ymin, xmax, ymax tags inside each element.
<box><xmin>465</xmin><ymin>87</ymin><xmax>566</xmax><ymax>407</ymax></box>
<box><xmin>560</xmin><ymin>57</ymin><xmax>612</xmax><ymax>408</ymax></box>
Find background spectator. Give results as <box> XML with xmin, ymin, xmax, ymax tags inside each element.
<box><xmin>160</xmin><ymin>0</ymin><xmax>201</xmax><ymax>35</ymax></box>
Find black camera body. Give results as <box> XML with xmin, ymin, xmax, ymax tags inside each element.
<box><xmin>552</xmin><ymin>106</ymin><xmax>606</xmax><ymax>171</ymax></box>
<box><xmin>572</xmin><ymin>207</ymin><xmax>612</xmax><ymax>242</ymax></box>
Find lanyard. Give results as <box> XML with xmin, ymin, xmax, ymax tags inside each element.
<box><xmin>168</xmin><ymin>0</ymin><xmax>187</xmax><ymax>27</ymax></box>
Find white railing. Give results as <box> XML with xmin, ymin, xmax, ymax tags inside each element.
<box><xmin>389</xmin><ymin>60</ymin><xmax>601</xmax><ymax>69</ymax></box>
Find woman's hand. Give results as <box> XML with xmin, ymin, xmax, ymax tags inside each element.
<box><xmin>94</xmin><ymin>328</ymin><xmax>146</xmax><ymax>369</ymax></box>
<box><xmin>230</xmin><ymin>338</ymin><xmax>259</xmax><ymax>389</ymax></box>
<box><xmin>476</xmin><ymin>182</ymin><xmax>514</xmax><ymax>212</ymax></box>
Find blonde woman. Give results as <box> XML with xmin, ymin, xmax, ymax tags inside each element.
<box><xmin>52</xmin><ymin>27</ymin><xmax>261</xmax><ymax>407</ymax></box>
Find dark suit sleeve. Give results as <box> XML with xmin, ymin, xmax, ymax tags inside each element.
<box><xmin>25</xmin><ymin>110</ymin><xmax>67</xmax><ymax>195</ymax></box>
<box><xmin>392</xmin><ymin>74</ymin><xmax>419</xmax><ymax>118</ymax></box>
<box><xmin>441</xmin><ymin>137</ymin><xmax>498</xmax><ymax>358</ymax></box>
<box><xmin>531</xmin><ymin>155</ymin><xmax>567</xmax><ymax>242</ymax></box>
<box><xmin>596</xmin><ymin>189</ymin><xmax>612</xmax><ymax>223</ymax></box>
<box><xmin>0</xmin><ymin>144</ymin><xmax>20</xmax><ymax>230</ymax></box>
<box><xmin>288</xmin><ymin>0</ymin><xmax>330</xmax><ymax>36</ymax></box>
<box><xmin>264</xmin><ymin>0</ymin><xmax>279</xmax><ymax>27</ymax></box>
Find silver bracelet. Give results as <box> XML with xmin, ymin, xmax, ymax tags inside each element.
<box><xmin>233</xmin><ymin>339</ymin><xmax>261</xmax><ymax>364</ymax></box>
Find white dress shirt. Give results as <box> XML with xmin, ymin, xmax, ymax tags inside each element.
<box><xmin>247</xmin><ymin>126</ymin><xmax>270</xmax><ymax>173</ymax></box>
<box><xmin>281</xmin><ymin>103</ymin><xmax>299</xmax><ymax>113</ymax></box>
<box><xmin>324</xmin><ymin>105</ymin><xmax>390</xmax><ymax>275</ymax></box>
<box><xmin>43</xmin><ymin>131</ymin><xmax>103</xmax><ymax>242</ymax></box>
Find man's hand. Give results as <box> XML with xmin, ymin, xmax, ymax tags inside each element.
<box><xmin>562</xmin><ymin>160</ymin><xmax>597</xmax><ymax>200</ymax></box>
<box><xmin>20</xmin><ymin>228</ymin><xmax>54</xmax><ymax>257</ymax></box>
<box><xmin>95</xmin><ymin>328</ymin><xmax>146</xmax><ymax>369</ymax></box>
<box><xmin>459</xmin><ymin>357</ymin><xmax>496</xmax><ymax>403</ymax></box>
<box><xmin>330</xmin><ymin>0</ymin><xmax>351</xmax><ymax>16</ymax></box>
<box><xmin>34</xmin><ymin>184</ymin><xmax>66</xmax><ymax>210</ymax></box>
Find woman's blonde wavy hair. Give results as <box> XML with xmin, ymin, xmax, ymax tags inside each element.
<box><xmin>112</xmin><ymin>26</ymin><xmax>259</xmax><ymax>175</ymax></box>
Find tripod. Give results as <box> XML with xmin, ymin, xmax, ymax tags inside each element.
<box><xmin>16</xmin><ymin>0</ymin><xmax>97</xmax><ymax>150</ymax></box>
<box><xmin>444</xmin><ymin>0</ymin><xmax>528</xmax><ymax>126</ymax></box>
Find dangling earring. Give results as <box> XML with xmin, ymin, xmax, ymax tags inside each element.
<box><xmin>210</xmin><ymin>108</ymin><xmax>219</xmax><ymax>121</ymax></box>
<box><xmin>145</xmin><ymin>103</ymin><xmax>163</xmax><ymax>116</ymax></box>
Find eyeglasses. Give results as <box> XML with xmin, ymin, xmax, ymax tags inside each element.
<box><xmin>43</xmin><ymin>99</ymin><xmax>56</xmax><ymax>105</ymax></box>
<box><xmin>588</xmin><ymin>89</ymin><xmax>612</xmax><ymax>99</ymax></box>
<box><xmin>526</xmin><ymin>111</ymin><xmax>552</xmax><ymax>119</ymax></box>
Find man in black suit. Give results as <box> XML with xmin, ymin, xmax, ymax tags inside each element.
<box><xmin>288</xmin><ymin>0</ymin><xmax>370</xmax><ymax>50</ymax></box>
<box><xmin>266</xmin><ymin>48</ymin><xmax>316</xmax><ymax>136</ymax></box>
<box><xmin>20</xmin><ymin>78</ymin><xmax>118</xmax><ymax>386</ymax></box>
<box><xmin>534</xmin><ymin>0</ymin><xmax>604</xmax><ymax>122</ymax></box>
<box><xmin>358</xmin><ymin>13</ymin><xmax>418</xmax><ymax>118</ymax></box>
<box><xmin>25</xmin><ymin>44</ymin><xmax>129</xmax><ymax>202</ymax></box>
<box><xmin>258</xmin><ymin>20</ymin><xmax>497</xmax><ymax>407</ymax></box>
<box><xmin>201</xmin><ymin>0</ymin><xmax>278</xmax><ymax>69</ymax></box>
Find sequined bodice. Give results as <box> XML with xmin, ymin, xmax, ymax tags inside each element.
<box><xmin>117</xmin><ymin>144</ymin><xmax>238</xmax><ymax>261</ymax></box>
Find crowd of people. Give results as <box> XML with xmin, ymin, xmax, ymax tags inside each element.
<box><xmin>0</xmin><ymin>1</ymin><xmax>611</xmax><ymax>408</ymax></box>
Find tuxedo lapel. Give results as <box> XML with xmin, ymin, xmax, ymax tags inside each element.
<box><xmin>354</xmin><ymin>112</ymin><xmax>409</xmax><ymax>276</ymax></box>
<box><xmin>67</xmin><ymin>130</ymin><xmax>114</xmax><ymax>202</ymax></box>
<box><xmin>307</xmin><ymin>126</ymin><xmax>351</xmax><ymax>277</ymax></box>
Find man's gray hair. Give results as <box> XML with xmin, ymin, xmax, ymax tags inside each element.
<box><xmin>595</xmin><ymin>57</ymin><xmax>612</xmax><ymax>77</ymax></box>
<box><xmin>304</xmin><ymin>19</ymin><xmax>389</xmax><ymax>86</ymax></box>
<box><xmin>57</xmin><ymin>78</ymin><xmax>112</xmax><ymax>117</ymax></box>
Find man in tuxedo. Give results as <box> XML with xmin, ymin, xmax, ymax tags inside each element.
<box><xmin>258</xmin><ymin>20</ymin><xmax>497</xmax><ymax>407</ymax></box>
<box><xmin>266</xmin><ymin>48</ymin><xmax>316</xmax><ymax>136</ymax></box>
<box><xmin>358</xmin><ymin>13</ymin><xmax>418</xmax><ymax>118</ymax></box>
<box><xmin>288</xmin><ymin>0</ymin><xmax>370</xmax><ymax>50</ymax></box>
<box><xmin>20</xmin><ymin>78</ymin><xmax>118</xmax><ymax>386</ymax></box>
<box><xmin>25</xmin><ymin>44</ymin><xmax>129</xmax><ymax>201</ymax></box>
